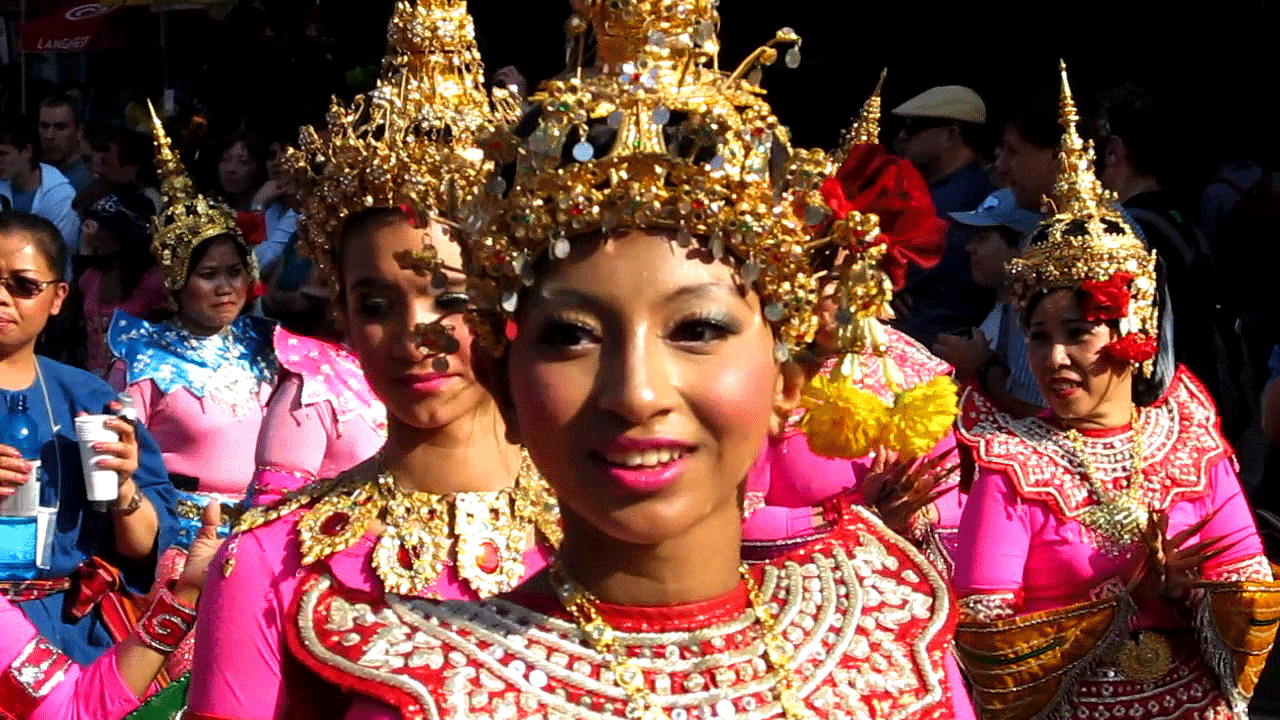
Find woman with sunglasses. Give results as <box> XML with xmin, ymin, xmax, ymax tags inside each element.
<box><xmin>246</xmin><ymin>4</ymin><xmax>962</xmax><ymax>718</ymax></box>
<box><xmin>0</xmin><ymin>211</ymin><xmax>178</xmax><ymax>670</ymax></box>
<box><xmin>952</xmin><ymin>67</ymin><xmax>1279</xmax><ymax>720</ymax></box>
<box><xmin>1</xmin><ymin>503</ymin><xmax>219</xmax><ymax>720</ymax></box>
<box><xmin>184</xmin><ymin>4</ymin><xmax>559</xmax><ymax>719</ymax></box>
<box><xmin>105</xmin><ymin>109</ymin><xmax>277</xmax><ymax>680</ymax></box>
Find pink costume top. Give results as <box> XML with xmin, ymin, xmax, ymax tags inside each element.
<box><xmin>269</xmin><ymin>507</ymin><xmax>959</xmax><ymax>720</ymax></box>
<box><xmin>1</xmin><ymin>596</ymin><xmax>138</xmax><ymax>720</ymax></box>
<box><xmin>79</xmin><ymin>266</ymin><xmax>167</xmax><ymax>379</ymax></box>
<box><xmin>743</xmin><ymin>326</ymin><xmax>965</xmax><ymax>562</ymax></box>
<box><xmin>107</xmin><ymin>313</ymin><xmax>277</xmax><ymax>503</ymax></box>
<box><xmin>249</xmin><ymin>327</ymin><xmax>387</xmax><ymax>507</ymax></box>
<box><xmin>186</xmin><ymin>465</ymin><xmax>558</xmax><ymax>720</ymax></box>
<box><xmin>952</xmin><ymin>369</ymin><xmax>1272</xmax><ymax>717</ymax></box>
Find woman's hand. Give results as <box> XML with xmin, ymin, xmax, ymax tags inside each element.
<box><xmin>0</xmin><ymin>443</ymin><xmax>33</xmax><ymax>498</ymax></box>
<box><xmin>86</xmin><ymin>411</ymin><xmax>140</xmax><ymax>491</ymax></box>
<box><xmin>1130</xmin><ymin>510</ymin><xmax>1238</xmax><ymax>603</ymax></box>
<box><xmin>175</xmin><ymin>502</ymin><xmax>224</xmax><ymax>605</ymax></box>
<box><xmin>859</xmin><ymin>446</ymin><xmax>959</xmax><ymax>534</ymax></box>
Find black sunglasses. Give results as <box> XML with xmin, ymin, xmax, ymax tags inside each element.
<box><xmin>0</xmin><ymin>275</ymin><xmax>59</xmax><ymax>300</ymax></box>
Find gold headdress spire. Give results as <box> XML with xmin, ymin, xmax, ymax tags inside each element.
<box><xmin>834</xmin><ymin>68</ymin><xmax>886</xmax><ymax>164</ymax></box>
<box><xmin>1007</xmin><ymin>61</ymin><xmax>1159</xmax><ymax>367</ymax></box>
<box><xmin>288</xmin><ymin>0</ymin><xmax>519</xmax><ymax>285</ymax></box>
<box><xmin>147</xmin><ymin>100</ymin><xmax>244</xmax><ymax>290</ymax></box>
<box><xmin>463</xmin><ymin>0</ymin><xmax>884</xmax><ymax>361</ymax></box>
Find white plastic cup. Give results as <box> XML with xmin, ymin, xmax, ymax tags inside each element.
<box><xmin>74</xmin><ymin>415</ymin><xmax>119</xmax><ymax>510</ymax></box>
<box><xmin>0</xmin><ymin>460</ymin><xmax>41</xmax><ymax>517</ymax></box>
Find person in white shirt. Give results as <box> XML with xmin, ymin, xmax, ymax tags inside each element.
<box><xmin>0</xmin><ymin>115</ymin><xmax>80</xmax><ymax>275</ymax></box>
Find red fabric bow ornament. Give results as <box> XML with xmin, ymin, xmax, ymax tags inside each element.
<box><xmin>1079</xmin><ymin>272</ymin><xmax>1132</xmax><ymax>322</ymax></box>
<box><xmin>235</xmin><ymin>211</ymin><xmax>267</xmax><ymax>247</ymax></box>
<box><xmin>820</xmin><ymin>143</ymin><xmax>947</xmax><ymax>289</ymax></box>
<box><xmin>1103</xmin><ymin>333</ymin><xmax>1157</xmax><ymax>364</ymax></box>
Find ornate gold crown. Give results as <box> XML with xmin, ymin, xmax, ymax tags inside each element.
<box><xmin>286</xmin><ymin>0</ymin><xmax>520</xmax><ymax>288</ymax></box>
<box><xmin>147</xmin><ymin>101</ymin><xmax>248</xmax><ymax>290</ymax></box>
<box><xmin>458</xmin><ymin>0</ymin><xmax>883</xmax><ymax>361</ymax></box>
<box><xmin>1007</xmin><ymin>62</ymin><xmax>1157</xmax><ymax>362</ymax></box>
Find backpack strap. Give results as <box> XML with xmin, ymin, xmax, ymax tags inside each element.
<box><xmin>1125</xmin><ymin>206</ymin><xmax>1208</xmax><ymax>269</ymax></box>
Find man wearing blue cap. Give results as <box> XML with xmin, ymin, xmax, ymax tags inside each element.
<box><xmin>932</xmin><ymin>189</ymin><xmax>1045</xmax><ymax>416</ymax></box>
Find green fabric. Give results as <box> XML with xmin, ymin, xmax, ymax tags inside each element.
<box><xmin>124</xmin><ymin>674</ymin><xmax>188</xmax><ymax>720</ymax></box>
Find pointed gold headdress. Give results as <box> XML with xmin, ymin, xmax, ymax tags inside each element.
<box><xmin>461</xmin><ymin>0</ymin><xmax>881</xmax><ymax>360</ymax></box>
<box><xmin>147</xmin><ymin>101</ymin><xmax>247</xmax><ymax>290</ymax></box>
<box><xmin>288</xmin><ymin>0</ymin><xmax>520</xmax><ymax>286</ymax></box>
<box><xmin>833</xmin><ymin>68</ymin><xmax>885</xmax><ymax>166</ymax></box>
<box><xmin>1007</xmin><ymin>62</ymin><xmax>1158</xmax><ymax>366</ymax></box>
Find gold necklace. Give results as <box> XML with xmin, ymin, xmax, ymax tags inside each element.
<box><xmin>551</xmin><ymin>561</ymin><xmax>811</xmax><ymax>720</ymax></box>
<box><xmin>1065</xmin><ymin>406</ymin><xmax>1148</xmax><ymax>547</ymax></box>
<box><xmin>238</xmin><ymin>451</ymin><xmax>561</xmax><ymax>598</ymax></box>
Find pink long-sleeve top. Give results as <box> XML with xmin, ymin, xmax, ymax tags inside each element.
<box><xmin>80</xmin><ymin>266</ymin><xmax>168</xmax><ymax>379</ymax></box>
<box><xmin>187</xmin><ymin>504</ymin><xmax>552</xmax><ymax>720</ymax></box>
<box><xmin>1</xmin><ymin>596</ymin><xmax>138</xmax><ymax>720</ymax></box>
<box><xmin>952</xmin><ymin>370</ymin><xmax>1272</xmax><ymax>624</ymax></box>
<box><xmin>250</xmin><ymin>329</ymin><xmax>387</xmax><ymax>505</ymax></box>
<box><xmin>743</xmin><ymin>325</ymin><xmax>963</xmax><ymax>553</ymax></box>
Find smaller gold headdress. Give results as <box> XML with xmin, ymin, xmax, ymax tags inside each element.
<box><xmin>287</xmin><ymin>0</ymin><xmax>519</xmax><ymax>287</ymax></box>
<box><xmin>1007</xmin><ymin>62</ymin><xmax>1158</xmax><ymax>367</ymax></box>
<box><xmin>147</xmin><ymin>101</ymin><xmax>248</xmax><ymax>290</ymax></box>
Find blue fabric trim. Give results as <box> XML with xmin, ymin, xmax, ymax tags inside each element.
<box><xmin>107</xmin><ymin>312</ymin><xmax>277</xmax><ymax>398</ymax></box>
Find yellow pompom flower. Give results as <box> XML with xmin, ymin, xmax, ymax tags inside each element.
<box><xmin>798</xmin><ymin>374</ymin><xmax>888</xmax><ymax>460</ymax></box>
<box><xmin>881</xmin><ymin>375</ymin><xmax>960</xmax><ymax>458</ymax></box>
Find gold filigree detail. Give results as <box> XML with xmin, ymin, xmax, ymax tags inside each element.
<box><xmin>460</xmin><ymin>0</ymin><xmax>884</xmax><ymax>361</ymax></box>
<box><xmin>286</xmin><ymin>0</ymin><xmax>519</xmax><ymax>289</ymax></box>
<box><xmin>237</xmin><ymin>453</ymin><xmax>560</xmax><ymax>598</ymax></box>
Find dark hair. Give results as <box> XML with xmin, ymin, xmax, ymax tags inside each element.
<box><xmin>0</xmin><ymin>116</ymin><xmax>39</xmax><ymax>170</ymax></box>
<box><xmin>956</xmin><ymin>121</ymin><xmax>991</xmax><ymax>158</ymax></box>
<box><xmin>333</xmin><ymin>207</ymin><xmax>406</xmax><ymax>296</ymax></box>
<box><xmin>990</xmin><ymin>224</ymin><xmax>1023</xmax><ymax>248</ymax></box>
<box><xmin>1090</xmin><ymin>84</ymin><xmax>1169</xmax><ymax>183</ymax></box>
<box><xmin>1020</xmin><ymin>226</ymin><xmax>1175</xmax><ymax>407</ymax></box>
<box><xmin>90</xmin><ymin>127</ymin><xmax>157</xmax><ymax>186</ymax></box>
<box><xmin>184</xmin><ymin>233</ymin><xmax>250</xmax><ymax>286</ymax></box>
<box><xmin>38</xmin><ymin>94</ymin><xmax>83</xmax><ymax>125</ymax></box>
<box><xmin>0</xmin><ymin>211</ymin><xmax>67</xmax><ymax>278</ymax></box>
<box><xmin>211</xmin><ymin>131</ymin><xmax>268</xmax><ymax>194</ymax></box>
<box><xmin>1002</xmin><ymin>86</ymin><xmax>1063</xmax><ymax>151</ymax></box>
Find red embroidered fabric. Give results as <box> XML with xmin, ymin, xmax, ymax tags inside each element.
<box><xmin>285</xmin><ymin>508</ymin><xmax>957</xmax><ymax>720</ymax></box>
<box><xmin>955</xmin><ymin>367</ymin><xmax>1229</xmax><ymax>524</ymax></box>
<box><xmin>0</xmin><ymin>636</ymin><xmax>73</xmax><ymax>720</ymax></box>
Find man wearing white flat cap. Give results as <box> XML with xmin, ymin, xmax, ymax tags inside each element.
<box><xmin>890</xmin><ymin>85</ymin><xmax>995</xmax><ymax>346</ymax></box>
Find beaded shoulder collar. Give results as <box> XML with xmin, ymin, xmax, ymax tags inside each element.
<box><xmin>956</xmin><ymin>367</ymin><xmax>1230</xmax><ymax>533</ymax></box>
<box><xmin>285</xmin><ymin>507</ymin><xmax>956</xmax><ymax>720</ymax></box>
<box><xmin>108</xmin><ymin>310</ymin><xmax>277</xmax><ymax>415</ymax></box>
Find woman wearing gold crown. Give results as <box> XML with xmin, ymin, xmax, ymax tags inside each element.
<box><xmin>741</xmin><ymin>73</ymin><xmax>966</xmax><ymax>573</ymax></box>
<box><xmin>951</xmin><ymin>65</ymin><xmax>1280</xmax><ymax>720</ymax></box>
<box><xmin>104</xmin><ymin>107</ymin><xmax>279</xmax><ymax>680</ymax></box>
<box><xmin>183</xmin><ymin>2</ymin><xmax>560</xmax><ymax>719</ymax></box>
<box><xmin>233</xmin><ymin>2</ymin><xmax>965</xmax><ymax>718</ymax></box>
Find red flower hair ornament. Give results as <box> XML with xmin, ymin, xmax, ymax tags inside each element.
<box><xmin>1077</xmin><ymin>271</ymin><xmax>1157</xmax><ymax>364</ymax></box>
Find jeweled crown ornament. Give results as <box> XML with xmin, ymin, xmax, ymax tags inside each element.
<box><xmin>1007</xmin><ymin>62</ymin><xmax>1159</xmax><ymax>368</ymax></box>
<box><xmin>147</xmin><ymin>101</ymin><xmax>246</xmax><ymax>291</ymax></box>
<box><xmin>833</xmin><ymin>68</ymin><xmax>885</xmax><ymax>167</ymax></box>
<box><xmin>287</xmin><ymin>0</ymin><xmax>520</xmax><ymax>287</ymax></box>
<box><xmin>462</xmin><ymin>0</ymin><xmax>882</xmax><ymax>361</ymax></box>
